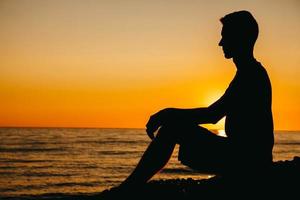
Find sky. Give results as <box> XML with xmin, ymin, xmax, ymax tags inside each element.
<box><xmin>0</xmin><ymin>0</ymin><xmax>299</xmax><ymax>130</ymax></box>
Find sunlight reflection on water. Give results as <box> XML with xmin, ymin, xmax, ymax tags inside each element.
<box><xmin>0</xmin><ymin>128</ymin><xmax>299</xmax><ymax>198</ymax></box>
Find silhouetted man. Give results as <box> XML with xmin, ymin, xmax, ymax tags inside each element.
<box><xmin>121</xmin><ymin>10</ymin><xmax>274</xmax><ymax>187</ymax></box>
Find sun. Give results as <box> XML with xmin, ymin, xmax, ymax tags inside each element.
<box><xmin>203</xmin><ymin>90</ymin><xmax>223</xmax><ymax>106</ymax></box>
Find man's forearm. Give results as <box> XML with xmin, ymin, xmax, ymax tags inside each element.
<box><xmin>172</xmin><ymin>107</ymin><xmax>215</xmax><ymax>125</ymax></box>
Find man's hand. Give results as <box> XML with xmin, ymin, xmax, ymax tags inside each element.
<box><xmin>146</xmin><ymin>108</ymin><xmax>175</xmax><ymax>140</ymax></box>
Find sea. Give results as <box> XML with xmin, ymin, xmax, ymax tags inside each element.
<box><xmin>0</xmin><ymin>128</ymin><xmax>299</xmax><ymax>199</ymax></box>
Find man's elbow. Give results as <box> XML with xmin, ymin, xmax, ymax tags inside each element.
<box><xmin>210</xmin><ymin>116</ymin><xmax>222</xmax><ymax>124</ymax></box>
<box><xmin>211</xmin><ymin>118</ymin><xmax>219</xmax><ymax>124</ymax></box>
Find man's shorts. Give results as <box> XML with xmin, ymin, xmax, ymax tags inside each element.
<box><xmin>176</xmin><ymin>125</ymin><xmax>230</xmax><ymax>174</ymax></box>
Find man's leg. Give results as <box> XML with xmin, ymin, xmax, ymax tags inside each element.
<box><xmin>120</xmin><ymin>125</ymin><xmax>177</xmax><ymax>187</ymax></box>
<box><xmin>178</xmin><ymin>126</ymin><xmax>229</xmax><ymax>174</ymax></box>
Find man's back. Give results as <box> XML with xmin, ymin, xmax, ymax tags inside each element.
<box><xmin>225</xmin><ymin>60</ymin><xmax>274</xmax><ymax>166</ymax></box>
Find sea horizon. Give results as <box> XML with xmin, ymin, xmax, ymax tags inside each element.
<box><xmin>1</xmin><ymin>126</ymin><xmax>299</xmax><ymax>132</ymax></box>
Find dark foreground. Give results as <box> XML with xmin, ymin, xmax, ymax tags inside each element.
<box><xmin>7</xmin><ymin>157</ymin><xmax>300</xmax><ymax>200</ymax></box>
<box><xmin>99</xmin><ymin>156</ymin><xmax>300</xmax><ymax>199</ymax></box>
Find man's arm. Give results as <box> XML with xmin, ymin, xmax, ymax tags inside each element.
<box><xmin>146</xmin><ymin>94</ymin><xmax>227</xmax><ymax>139</ymax></box>
<box><xmin>171</xmin><ymin>105</ymin><xmax>225</xmax><ymax>125</ymax></box>
<box><xmin>168</xmin><ymin>93</ymin><xmax>227</xmax><ymax>125</ymax></box>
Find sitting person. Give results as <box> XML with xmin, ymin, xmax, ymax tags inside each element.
<box><xmin>121</xmin><ymin>10</ymin><xmax>274</xmax><ymax>187</ymax></box>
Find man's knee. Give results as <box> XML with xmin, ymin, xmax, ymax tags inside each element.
<box><xmin>156</xmin><ymin>124</ymin><xmax>183</xmax><ymax>143</ymax></box>
<box><xmin>156</xmin><ymin>125</ymin><xmax>178</xmax><ymax>142</ymax></box>
<box><xmin>157</xmin><ymin>124</ymin><xmax>199</xmax><ymax>143</ymax></box>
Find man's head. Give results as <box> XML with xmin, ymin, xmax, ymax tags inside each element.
<box><xmin>219</xmin><ymin>10</ymin><xmax>259</xmax><ymax>59</ymax></box>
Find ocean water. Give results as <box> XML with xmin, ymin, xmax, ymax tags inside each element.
<box><xmin>0</xmin><ymin>128</ymin><xmax>299</xmax><ymax>199</ymax></box>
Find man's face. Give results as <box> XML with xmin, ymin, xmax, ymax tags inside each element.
<box><xmin>219</xmin><ymin>26</ymin><xmax>237</xmax><ymax>59</ymax></box>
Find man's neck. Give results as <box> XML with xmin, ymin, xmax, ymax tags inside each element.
<box><xmin>233</xmin><ymin>53</ymin><xmax>256</xmax><ymax>71</ymax></box>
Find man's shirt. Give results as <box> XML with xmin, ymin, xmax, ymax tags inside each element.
<box><xmin>209</xmin><ymin>60</ymin><xmax>274</xmax><ymax>163</ymax></box>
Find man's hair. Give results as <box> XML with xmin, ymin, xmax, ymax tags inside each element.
<box><xmin>220</xmin><ymin>10</ymin><xmax>259</xmax><ymax>47</ymax></box>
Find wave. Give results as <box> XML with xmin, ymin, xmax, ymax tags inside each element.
<box><xmin>98</xmin><ymin>150</ymin><xmax>143</xmax><ymax>155</ymax></box>
<box><xmin>1</xmin><ymin>181</ymin><xmax>102</xmax><ymax>193</ymax></box>
<box><xmin>0</xmin><ymin>159</ymin><xmax>57</xmax><ymax>163</ymax></box>
<box><xmin>276</xmin><ymin>142</ymin><xmax>300</xmax><ymax>145</ymax></box>
<box><xmin>0</xmin><ymin>164</ymin><xmax>100</xmax><ymax>171</ymax></box>
<box><xmin>0</xmin><ymin>192</ymin><xmax>105</xmax><ymax>200</ymax></box>
<box><xmin>75</xmin><ymin>140</ymin><xmax>148</xmax><ymax>145</ymax></box>
<box><xmin>0</xmin><ymin>141</ymin><xmax>58</xmax><ymax>146</ymax></box>
<box><xmin>273</xmin><ymin>149</ymin><xmax>300</xmax><ymax>154</ymax></box>
<box><xmin>0</xmin><ymin>171</ymin><xmax>73</xmax><ymax>178</ymax></box>
<box><xmin>21</xmin><ymin>172</ymin><xmax>73</xmax><ymax>177</ymax></box>
<box><xmin>0</xmin><ymin>147</ymin><xmax>67</xmax><ymax>153</ymax></box>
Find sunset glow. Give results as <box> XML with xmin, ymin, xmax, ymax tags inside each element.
<box><xmin>0</xmin><ymin>0</ymin><xmax>299</xmax><ymax>130</ymax></box>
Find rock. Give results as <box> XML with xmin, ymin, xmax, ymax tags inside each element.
<box><xmin>98</xmin><ymin>157</ymin><xmax>300</xmax><ymax>199</ymax></box>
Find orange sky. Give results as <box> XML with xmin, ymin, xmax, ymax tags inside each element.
<box><xmin>0</xmin><ymin>0</ymin><xmax>299</xmax><ymax>130</ymax></box>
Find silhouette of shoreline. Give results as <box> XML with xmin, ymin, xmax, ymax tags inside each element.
<box><xmin>2</xmin><ymin>157</ymin><xmax>298</xmax><ymax>199</ymax></box>
<box><xmin>98</xmin><ymin>157</ymin><xmax>299</xmax><ymax>199</ymax></box>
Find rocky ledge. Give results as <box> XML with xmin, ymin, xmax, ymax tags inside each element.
<box><xmin>99</xmin><ymin>156</ymin><xmax>300</xmax><ymax>199</ymax></box>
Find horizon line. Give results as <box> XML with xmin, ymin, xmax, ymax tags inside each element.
<box><xmin>0</xmin><ymin>126</ymin><xmax>299</xmax><ymax>132</ymax></box>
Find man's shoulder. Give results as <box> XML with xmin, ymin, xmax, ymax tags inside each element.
<box><xmin>249</xmin><ymin>61</ymin><xmax>270</xmax><ymax>79</ymax></box>
<box><xmin>253</xmin><ymin>62</ymin><xmax>272</xmax><ymax>91</ymax></box>
<box><xmin>257</xmin><ymin>64</ymin><xmax>271</xmax><ymax>80</ymax></box>
<box><xmin>256</xmin><ymin>62</ymin><xmax>267</xmax><ymax>72</ymax></box>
